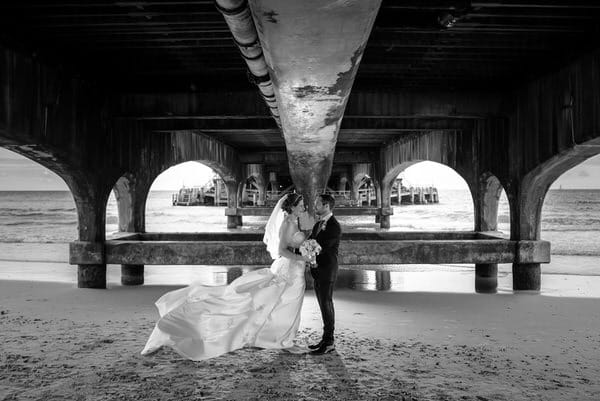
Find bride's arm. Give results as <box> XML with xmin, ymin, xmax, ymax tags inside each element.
<box><xmin>278</xmin><ymin>219</ymin><xmax>309</xmax><ymax>262</ymax></box>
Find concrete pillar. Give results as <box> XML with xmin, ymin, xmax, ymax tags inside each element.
<box><xmin>352</xmin><ymin>164</ymin><xmax>370</xmax><ymax>206</ymax></box>
<box><xmin>375</xmin><ymin>271</ymin><xmax>391</xmax><ymax>291</ymax></box>
<box><xmin>215</xmin><ymin>179</ymin><xmax>222</xmax><ymax>206</ymax></box>
<box><xmin>379</xmin><ymin>182</ymin><xmax>392</xmax><ymax>229</ymax></box>
<box><xmin>338</xmin><ymin>172</ymin><xmax>348</xmax><ymax>192</ymax></box>
<box><xmin>236</xmin><ymin>182</ymin><xmax>244</xmax><ymax>226</ymax></box>
<box><xmin>113</xmin><ymin>174</ymin><xmax>150</xmax><ymax>286</ymax></box>
<box><xmin>351</xmin><ymin>182</ymin><xmax>360</xmax><ymax>206</ymax></box>
<box><xmin>225</xmin><ymin>180</ymin><xmax>241</xmax><ymax>228</ymax></box>
<box><xmin>473</xmin><ymin>175</ymin><xmax>504</xmax><ymax>293</ymax></box>
<box><xmin>257</xmin><ymin>182</ymin><xmax>267</xmax><ymax>206</ymax></box>
<box><xmin>227</xmin><ymin>267</ymin><xmax>243</xmax><ymax>283</ymax></box>
<box><xmin>269</xmin><ymin>171</ymin><xmax>278</xmax><ymax>195</ymax></box>
<box><xmin>475</xmin><ymin>264</ymin><xmax>498</xmax><ymax>294</ymax></box>
<box><xmin>508</xmin><ymin>176</ymin><xmax>546</xmax><ymax>292</ymax></box>
<box><xmin>72</xmin><ymin>184</ymin><xmax>110</xmax><ymax>289</ymax></box>
<box><xmin>246</xmin><ymin>164</ymin><xmax>266</xmax><ymax>206</ymax></box>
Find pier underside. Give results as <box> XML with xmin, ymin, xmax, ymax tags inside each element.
<box><xmin>1</xmin><ymin>1</ymin><xmax>599</xmax><ymax>291</ymax></box>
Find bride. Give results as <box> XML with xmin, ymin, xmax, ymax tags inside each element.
<box><xmin>141</xmin><ymin>193</ymin><xmax>310</xmax><ymax>360</ymax></box>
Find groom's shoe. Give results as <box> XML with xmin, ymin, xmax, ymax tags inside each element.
<box><xmin>308</xmin><ymin>341</ymin><xmax>323</xmax><ymax>350</ymax></box>
<box><xmin>310</xmin><ymin>343</ymin><xmax>335</xmax><ymax>355</ymax></box>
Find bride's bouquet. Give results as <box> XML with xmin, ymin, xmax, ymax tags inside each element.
<box><xmin>299</xmin><ymin>239</ymin><xmax>321</xmax><ymax>267</ymax></box>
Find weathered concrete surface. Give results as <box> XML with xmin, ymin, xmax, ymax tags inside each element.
<box><xmin>249</xmin><ymin>0</ymin><xmax>382</xmax><ymax>207</ymax></box>
<box><xmin>70</xmin><ymin>235</ymin><xmax>550</xmax><ymax>266</ymax></box>
<box><xmin>69</xmin><ymin>241</ymin><xmax>104</xmax><ymax>265</ymax></box>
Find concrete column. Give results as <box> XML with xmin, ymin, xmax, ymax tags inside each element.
<box><xmin>113</xmin><ymin>174</ymin><xmax>150</xmax><ymax>286</ymax></box>
<box><xmin>72</xmin><ymin>184</ymin><xmax>110</xmax><ymax>289</ymax></box>
<box><xmin>236</xmin><ymin>181</ymin><xmax>244</xmax><ymax>226</ymax></box>
<box><xmin>246</xmin><ymin>164</ymin><xmax>266</xmax><ymax>206</ymax></box>
<box><xmin>227</xmin><ymin>267</ymin><xmax>243</xmax><ymax>283</ymax></box>
<box><xmin>350</xmin><ymin>181</ymin><xmax>361</xmax><ymax>206</ymax></box>
<box><xmin>226</xmin><ymin>180</ymin><xmax>240</xmax><ymax>228</ymax></box>
<box><xmin>338</xmin><ymin>172</ymin><xmax>348</xmax><ymax>192</ymax></box>
<box><xmin>352</xmin><ymin>164</ymin><xmax>370</xmax><ymax>206</ymax></box>
<box><xmin>215</xmin><ymin>179</ymin><xmax>222</xmax><ymax>205</ymax></box>
<box><xmin>268</xmin><ymin>171</ymin><xmax>278</xmax><ymax>195</ymax></box>
<box><xmin>375</xmin><ymin>271</ymin><xmax>391</xmax><ymax>291</ymax></box>
<box><xmin>509</xmin><ymin>177</ymin><xmax>546</xmax><ymax>292</ymax></box>
<box><xmin>475</xmin><ymin>264</ymin><xmax>498</xmax><ymax>294</ymax></box>
<box><xmin>473</xmin><ymin>175</ymin><xmax>504</xmax><ymax>293</ymax></box>
<box><xmin>256</xmin><ymin>181</ymin><xmax>267</xmax><ymax>206</ymax></box>
<box><xmin>379</xmin><ymin>182</ymin><xmax>392</xmax><ymax>229</ymax></box>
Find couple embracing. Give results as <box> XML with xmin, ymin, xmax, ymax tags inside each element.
<box><xmin>141</xmin><ymin>193</ymin><xmax>342</xmax><ymax>360</ymax></box>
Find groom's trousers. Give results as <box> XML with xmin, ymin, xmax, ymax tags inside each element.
<box><xmin>313</xmin><ymin>278</ymin><xmax>335</xmax><ymax>344</ymax></box>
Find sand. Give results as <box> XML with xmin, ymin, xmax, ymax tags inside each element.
<box><xmin>2</xmin><ymin>275</ymin><xmax>600</xmax><ymax>401</ymax></box>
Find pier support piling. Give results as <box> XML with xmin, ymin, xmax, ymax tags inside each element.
<box><xmin>473</xmin><ymin>174</ymin><xmax>504</xmax><ymax>293</ymax></box>
<box><xmin>226</xmin><ymin>180</ymin><xmax>242</xmax><ymax>228</ymax></box>
<box><xmin>121</xmin><ymin>264</ymin><xmax>144</xmax><ymax>286</ymax></box>
<box><xmin>113</xmin><ymin>174</ymin><xmax>150</xmax><ymax>286</ymax></box>
<box><xmin>72</xmin><ymin>183</ymin><xmax>111</xmax><ymax>289</ymax></box>
<box><xmin>475</xmin><ymin>263</ymin><xmax>498</xmax><ymax>294</ymax></box>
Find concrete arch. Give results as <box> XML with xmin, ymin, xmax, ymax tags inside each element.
<box><xmin>0</xmin><ymin>141</ymin><xmax>116</xmax><ymax>240</ymax></box>
<box><xmin>477</xmin><ymin>172</ymin><xmax>508</xmax><ymax>232</ymax></box>
<box><xmin>146</xmin><ymin>160</ymin><xmax>233</xmax><ymax>206</ymax></box>
<box><xmin>512</xmin><ymin>137</ymin><xmax>600</xmax><ymax>240</ymax></box>
<box><xmin>168</xmin><ymin>131</ymin><xmax>242</xmax><ymax>184</ymax></box>
<box><xmin>111</xmin><ymin>172</ymin><xmax>151</xmax><ymax>234</ymax></box>
<box><xmin>381</xmin><ymin>159</ymin><xmax>471</xmax><ymax>203</ymax></box>
<box><xmin>379</xmin><ymin>130</ymin><xmax>471</xmax><ymax>197</ymax></box>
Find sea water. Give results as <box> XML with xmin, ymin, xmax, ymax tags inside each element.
<box><xmin>0</xmin><ymin>189</ymin><xmax>599</xmax><ymax>291</ymax></box>
<box><xmin>1</xmin><ymin>189</ymin><xmax>598</xmax><ymax>255</ymax></box>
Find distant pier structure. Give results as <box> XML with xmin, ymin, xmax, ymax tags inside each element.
<box><xmin>180</xmin><ymin>176</ymin><xmax>438</xmax><ymax>207</ymax></box>
<box><xmin>172</xmin><ymin>176</ymin><xmax>228</xmax><ymax>206</ymax></box>
<box><xmin>1</xmin><ymin>1</ymin><xmax>600</xmax><ymax>293</ymax></box>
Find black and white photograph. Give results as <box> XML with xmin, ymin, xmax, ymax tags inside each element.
<box><xmin>1</xmin><ymin>1</ymin><xmax>600</xmax><ymax>400</ymax></box>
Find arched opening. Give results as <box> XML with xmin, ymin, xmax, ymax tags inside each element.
<box><xmin>355</xmin><ymin>175</ymin><xmax>375</xmax><ymax>206</ymax></box>
<box><xmin>0</xmin><ymin>147</ymin><xmax>76</xmax><ymax>268</ymax></box>
<box><xmin>542</xmin><ymin>153</ymin><xmax>600</xmax><ymax>262</ymax></box>
<box><xmin>388</xmin><ymin>161</ymin><xmax>474</xmax><ymax>232</ymax></box>
<box><xmin>480</xmin><ymin>173</ymin><xmax>510</xmax><ymax>236</ymax></box>
<box><xmin>147</xmin><ymin>161</ymin><xmax>222</xmax><ymax>232</ymax></box>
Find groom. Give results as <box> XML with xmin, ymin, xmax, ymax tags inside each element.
<box><xmin>308</xmin><ymin>194</ymin><xmax>342</xmax><ymax>355</ymax></box>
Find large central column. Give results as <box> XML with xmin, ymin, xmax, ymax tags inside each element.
<box><xmin>249</xmin><ymin>0</ymin><xmax>381</xmax><ymax>208</ymax></box>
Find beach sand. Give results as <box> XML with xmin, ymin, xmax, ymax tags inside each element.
<box><xmin>2</xmin><ymin>268</ymin><xmax>600</xmax><ymax>401</ymax></box>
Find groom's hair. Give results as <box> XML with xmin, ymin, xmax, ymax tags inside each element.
<box><xmin>281</xmin><ymin>193</ymin><xmax>303</xmax><ymax>214</ymax></box>
<box><xmin>319</xmin><ymin>194</ymin><xmax>335</xmax><ymax>210</ymax></box>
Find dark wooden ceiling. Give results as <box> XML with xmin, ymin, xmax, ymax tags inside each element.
<box><xmin>1</xmin><ymin>1</ymin><xmax>600</xmax><ymax>151</ymax></box>
<box><xmin>2</xmin><ymin>1</ymin><xmax>599</xmax><ymax>91</ymax></box>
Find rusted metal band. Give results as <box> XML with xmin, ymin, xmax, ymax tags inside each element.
<box><xmin>214</xmin><ymin>0</ymin><xmax>248</xmax><ymax>17</ymax></box>
<box><xmin>239</xmin><ymin>48</ymin><xmax>263</xmax><ymax>61</ymax></box>
<box><xmin>246</xmin><ymin>71</ymin><xmax>270</xmax><ymax>84</ymax></box>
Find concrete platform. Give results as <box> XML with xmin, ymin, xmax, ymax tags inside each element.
<box><xmin>70</xmin><ymin>231</ymin><xmax>550</xmax><ymax>267</ymax></box>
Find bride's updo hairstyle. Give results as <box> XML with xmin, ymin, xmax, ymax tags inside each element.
<box><xmin>281</xmin><ymin>193</ymin><xmax>303</xmax><ymax>214</ymax></box>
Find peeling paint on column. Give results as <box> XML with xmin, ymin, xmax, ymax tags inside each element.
<box><xmin>248</xmin><ymin>0</ymin><xmax>382</xmax><ymax>206</ymax></box>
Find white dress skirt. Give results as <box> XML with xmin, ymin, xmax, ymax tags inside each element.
<box><xmin>141</xmin><ymin>255</ymin><xmax>306</xmax><ymax>361</ymax></box>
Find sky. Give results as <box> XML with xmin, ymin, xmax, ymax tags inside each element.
<box><xmin>0</xmin><ymin>147</ymin><xmax>598</xmax><ymax>191</ymax></box>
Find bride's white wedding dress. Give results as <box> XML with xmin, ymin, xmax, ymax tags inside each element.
<box><xmin>141</xmin><ymin>197</ymin><xmax>306</xmax><ymax>361</ymax></box>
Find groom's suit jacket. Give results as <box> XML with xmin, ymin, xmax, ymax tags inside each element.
<box><xmin>310</xmin><ymin>215</ymin><xmax>342</xmax><ymax>282</ymax></box>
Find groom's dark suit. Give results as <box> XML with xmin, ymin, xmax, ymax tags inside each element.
<box><xmin>309</xmin><ymin>214</ymin><xmax>342</xmax><ymax>345</ymax></box>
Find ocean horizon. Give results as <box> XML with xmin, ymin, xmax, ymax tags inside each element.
<box><xmin>1</xmin><ymin>188</ymin><xmax>599</xmax><ymax>290</ymax></box>
<box><xmin>1</xmin><ymin>188</ymin><xmax>598</xmax><ymax>255</ymax></box>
